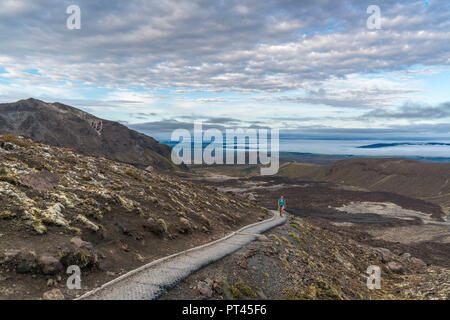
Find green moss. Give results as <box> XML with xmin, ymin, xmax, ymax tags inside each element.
<box><xmin>157</xmin><ymin>218</ymin><xmax>168</xmax><ymax>233</ymax></box>
<box><xmin>285</xmin><ymin>285</ymin><xmax>317</xmax><ymax>300</ymax></box>
<box><xmin>32</xmin><ymin>220</ymin><xmax>47</xmax><ymax>234</ymax></box>
<box><xmin>321</xmin><ymin>289</ymin><xmax>342</xmax><ymax>300</ymax></box>
<box><xmin>221</xmin><ymin>276</ymin><xmax>233</xmax><ymax>300</ymax></box>
<box><xmin>235</xmin><ymin>280</ymin><xmax>257</xmax><ymax>298</ymax></box>
<box><xmin>269</xmin><ymin>234</ymin><xmax>281</xmax><ymax>242</ymax></box>
<box><xmin>135</xmin><ymin>207</ymin><xmax>144</xmax><ymax>217</ymax></box>
<box><xmin>73</xmin><ymin>250</ymin><xmax>94</xmax><ymax>268</ymax></box>
<box><xmin>0</xmin><ymin>210</ymin><xmax>15</xmax><ymax>219</ymax></box>
<box><xmin>125</xmin><ymin>169</ymin><xmax>143</xmax><ymax>181</ymax></box>
<box><xmin>81</xmin><ymin>174</ymin><xmax>92</xmax><ymax>181</ymax></box>
<box><xmin>70</xmin><ymin>226</ymin><xmax>82</xmax><ymax>235</ymax></box>
<box><xmin>281</xmin><ymin>236</ymin><xmax>293</xmax><ymax>248</ymax></box>
<box><xmin>289</xmin><ymin>231</ymin><xmax>304</xmax><ymax>246</ymax></box>
<box><xmin>0</xmin><ymin>174</ymin><xmax>21</xmax><ymax>186</ymax></box>
<box><xmin>231</xmin><ymin>286</ymin><xmax>243</xmax><ymax>299</ymax></box>
<box><xmin>281</xmin><ymin>257</ymin><xmax>290</xmax><ymax>269</ymax></box>
<box><xmin>0</xmin><ymin>134</ymin><xmax>33</xmax><ymax>148</ymax></box>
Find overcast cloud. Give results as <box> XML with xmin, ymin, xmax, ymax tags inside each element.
<box><xmin>0</xmin><ymin>0</ymin><xmax>449</xmax><ymax>141</ymax></box>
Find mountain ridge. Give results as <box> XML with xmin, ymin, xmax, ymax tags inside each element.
<box><xmin>0</xmin><ymin>98</ymin><xmax>178</xmax><ymax>171</ymax></box>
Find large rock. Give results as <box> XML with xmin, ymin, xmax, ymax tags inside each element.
<box><xmin>197</xmin><ymin>281</ymin><xmax>213</xmax><ymax>298</ymax></box>
<box><xmin>410</xmin><ymin>257</ymin><xmax>426</xmax><ymax>267</ymax></box>
<box><xmin>177</xmin><ymin>217</ymin><xmax>192</xmax><ymax>234</ymax></box>
<box><xmin>144</xmin><ymin>217</ymin><xmax>169</xmax><ymax>238</ymax></box>
<box><xmin>70</xmin><ymin>237</ymin><xmax>93</xmax><ymax>250</ymax></box>
<box><xmin>387</xmin><ymin>261</ymin><xmax>404</xmax><ymax>273</ymax></box>
<box><xmin>0</xmin><ymin>250</ymin><xmax>37</xmax><ymax>274</ymax></box>
<box><xmin>374</xmin><ymin>247</ymin><xmax>392</xmax><ymax>263</ymax></box>
<box><xmin>43</xmin><ymin>288</ymin><xmax>65</xmax><ymax>300</ymax></box>
<box><xmin>37</xmin><ymin>255</ymin><xmax>63</xmax><ymax>275</ymax></box>
<box><xmin>16</xmin><ymin>252</ymin><xmax>37</xmax><ymax>274</ymax></box>
<box><xmin>59</xmin><ymin>247</ymin><xmax>98</xmax><ymax>269</ymax></box>
<box><xmin>400</xmin><ymin>253</ymin><xmax>412</xmax><ymax>259</ymax></box>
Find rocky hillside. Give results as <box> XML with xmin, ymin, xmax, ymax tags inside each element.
<box><xmin>0</xmin><ymin>134</ymin><xmax>268</xmax><ymax>299</ymax></box>
<box><xmin>278</xmin><ymin>159</ymin><xmax>450</xmax><ymax>213</ymax></box>
<box><xmin>162</xmin><ymin>215</ymin><xmax>449</xmax><ymax>300</ymax></box>
<box><xmin>0</xmin><ymin>98</ymin><xmax>177</xmax><ymax>170</ymax></box>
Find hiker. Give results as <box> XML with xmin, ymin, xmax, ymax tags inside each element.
<box><xmin>278</xmin><ymin>195</ymin><xmax>286</xmax><ymax>216</ymax></box>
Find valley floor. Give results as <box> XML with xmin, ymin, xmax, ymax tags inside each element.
<box><xmin>161</xmin><ymin>171</ymin><xmax>450</xmax><ymax>300</ymax></box>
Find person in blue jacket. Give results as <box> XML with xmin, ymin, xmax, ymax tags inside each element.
<box><xmin>278</xmin><ymin>195</ymin><xmax>286</xmax><ymax>216</ymax></box>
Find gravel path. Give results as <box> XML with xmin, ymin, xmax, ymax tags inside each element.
<box><xmin>77</xmin><ymin>210</ymin><xmax>286</xmax><ymax>300</ymax></box>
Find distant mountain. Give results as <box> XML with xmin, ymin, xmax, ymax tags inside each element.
<box><xmin>358</xmin><ymin>142</ymin><xmax>450</xmax><ymax>149</ymax></box>
<box><xmin>0</xmin><ymin>98</ymin><xmax>178</xmax><ymax>170</ymax></box>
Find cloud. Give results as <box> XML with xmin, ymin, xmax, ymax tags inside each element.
<box><xmin>0</xmin><ymin>0</ymin><xmax>449</xmax><ymax>143</ymax></box>
<box><xmin>279</xmin><ymin>122</ymin><xmax>450</xmax><ymax>140</ymax></box>
<box><xmin>128</xmin><ymin>118</ymin><xmax>450</xmax><ymax>142</ymax></box>
<box><xmin>254</xmin><ymin>86</ymin><xmax>419</xmax><ymax>108</ymax></box>
<box><xmin>362</xmin><ymin>102</ymin><xmax>450</xmax><ymax>120</ymax></box>
<box><xmin>0</xmin><ymin>0</ymin><xmax>449</xmax><ymax>92</ymax></box>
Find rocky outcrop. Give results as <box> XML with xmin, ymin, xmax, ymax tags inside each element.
<box><xmin>0</xmin><ymin>98</ymin><xmax>178</xmax><ymax>170</ymax></box>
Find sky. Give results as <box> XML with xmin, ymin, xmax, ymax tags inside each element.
<box><xmin>0</xmin><ymin>0</ymin><xmax>449</xmax><ymax>144</ymax></box>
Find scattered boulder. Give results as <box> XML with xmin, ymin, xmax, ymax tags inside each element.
<box><xmin>43</xmin><ymin>288</ymin><xmax>65</xmax><ymax>300</ymax></box>
<box><xmin>410</xmin><ymin>257</ymin><xmax>426</xmax><ymax>267</ymax></box>
<box><xmin>16</xmin><ymin>260</ymin><xmax>36</xmax><ymax>274</ymax></box>
<box><xmin>16</xmin><ymin>252</ymin><xmax>38</xmax><ymax>274</ymax></box>
<box><xmin>0</xmin><ymin>141</ymin><xmax>14</xmax><ymax>151</ymax></box>
<box><xmin>387</xmin><ymin>261</ymin><xmax>404</xmax><ymax>273</ymax></box>
<box><xmin>197</xmin><ymin>280</ymin><xmax>213</xmax><ymax>298</ymax></box>
<box><xmin>237</xmin><ymin>260</ymin><xmax>248</xmax><ymax>269</ymax></box>
<box><xmin>400</xmin><ymin>253</ymin><xmax>412</xmax><ymax>259</ymax></box>
<box><xmin>37</xmin><ymin>255</ymin><xmax>63</xmax><ymax>275</ymax></box>
<box><xmin>70</xmin><ymin>237</ymin><xmax>93</xmax><ymax>250</ymax></box>
<box><xmin>144</xmin><ymin>217</ymin><xmax>169</xmax><ymax>238</ymax></box>
<box><xmin>204</xmin><ymin>278</ymin><xmax>214</xmax><ymax>287</ymax></box>
<box><xmin>0</xmin><ymin>249</ymin><xmax>21</xmax><ymax>265</ymax></box>
<box><xmin>374</xmin><ymin>247</ymin><xmax>392</xmax><ymax>263</ymax></box>
<box><xmin>244</xmin><ymin>193</ymin><xmax>256</xmax><ymax>201</ymax></box>
<box><xmin>177</xmin><ymin>217</ymin><xmax>192</xmax><ymax>234</ymax></box>
<box><xmin>212</xmin><ymin>278</ymin><xmax>223</xmax><ymax>294</ymax></box>
<box><xmin>201</xmin><ymin>226</ymin><xmax>210</xmax><ymax>233</ymax></box>
<box><xmin>0</xmin><ymin>250</ymin><xmax>37</xmax><ymax>274</ymax></box>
